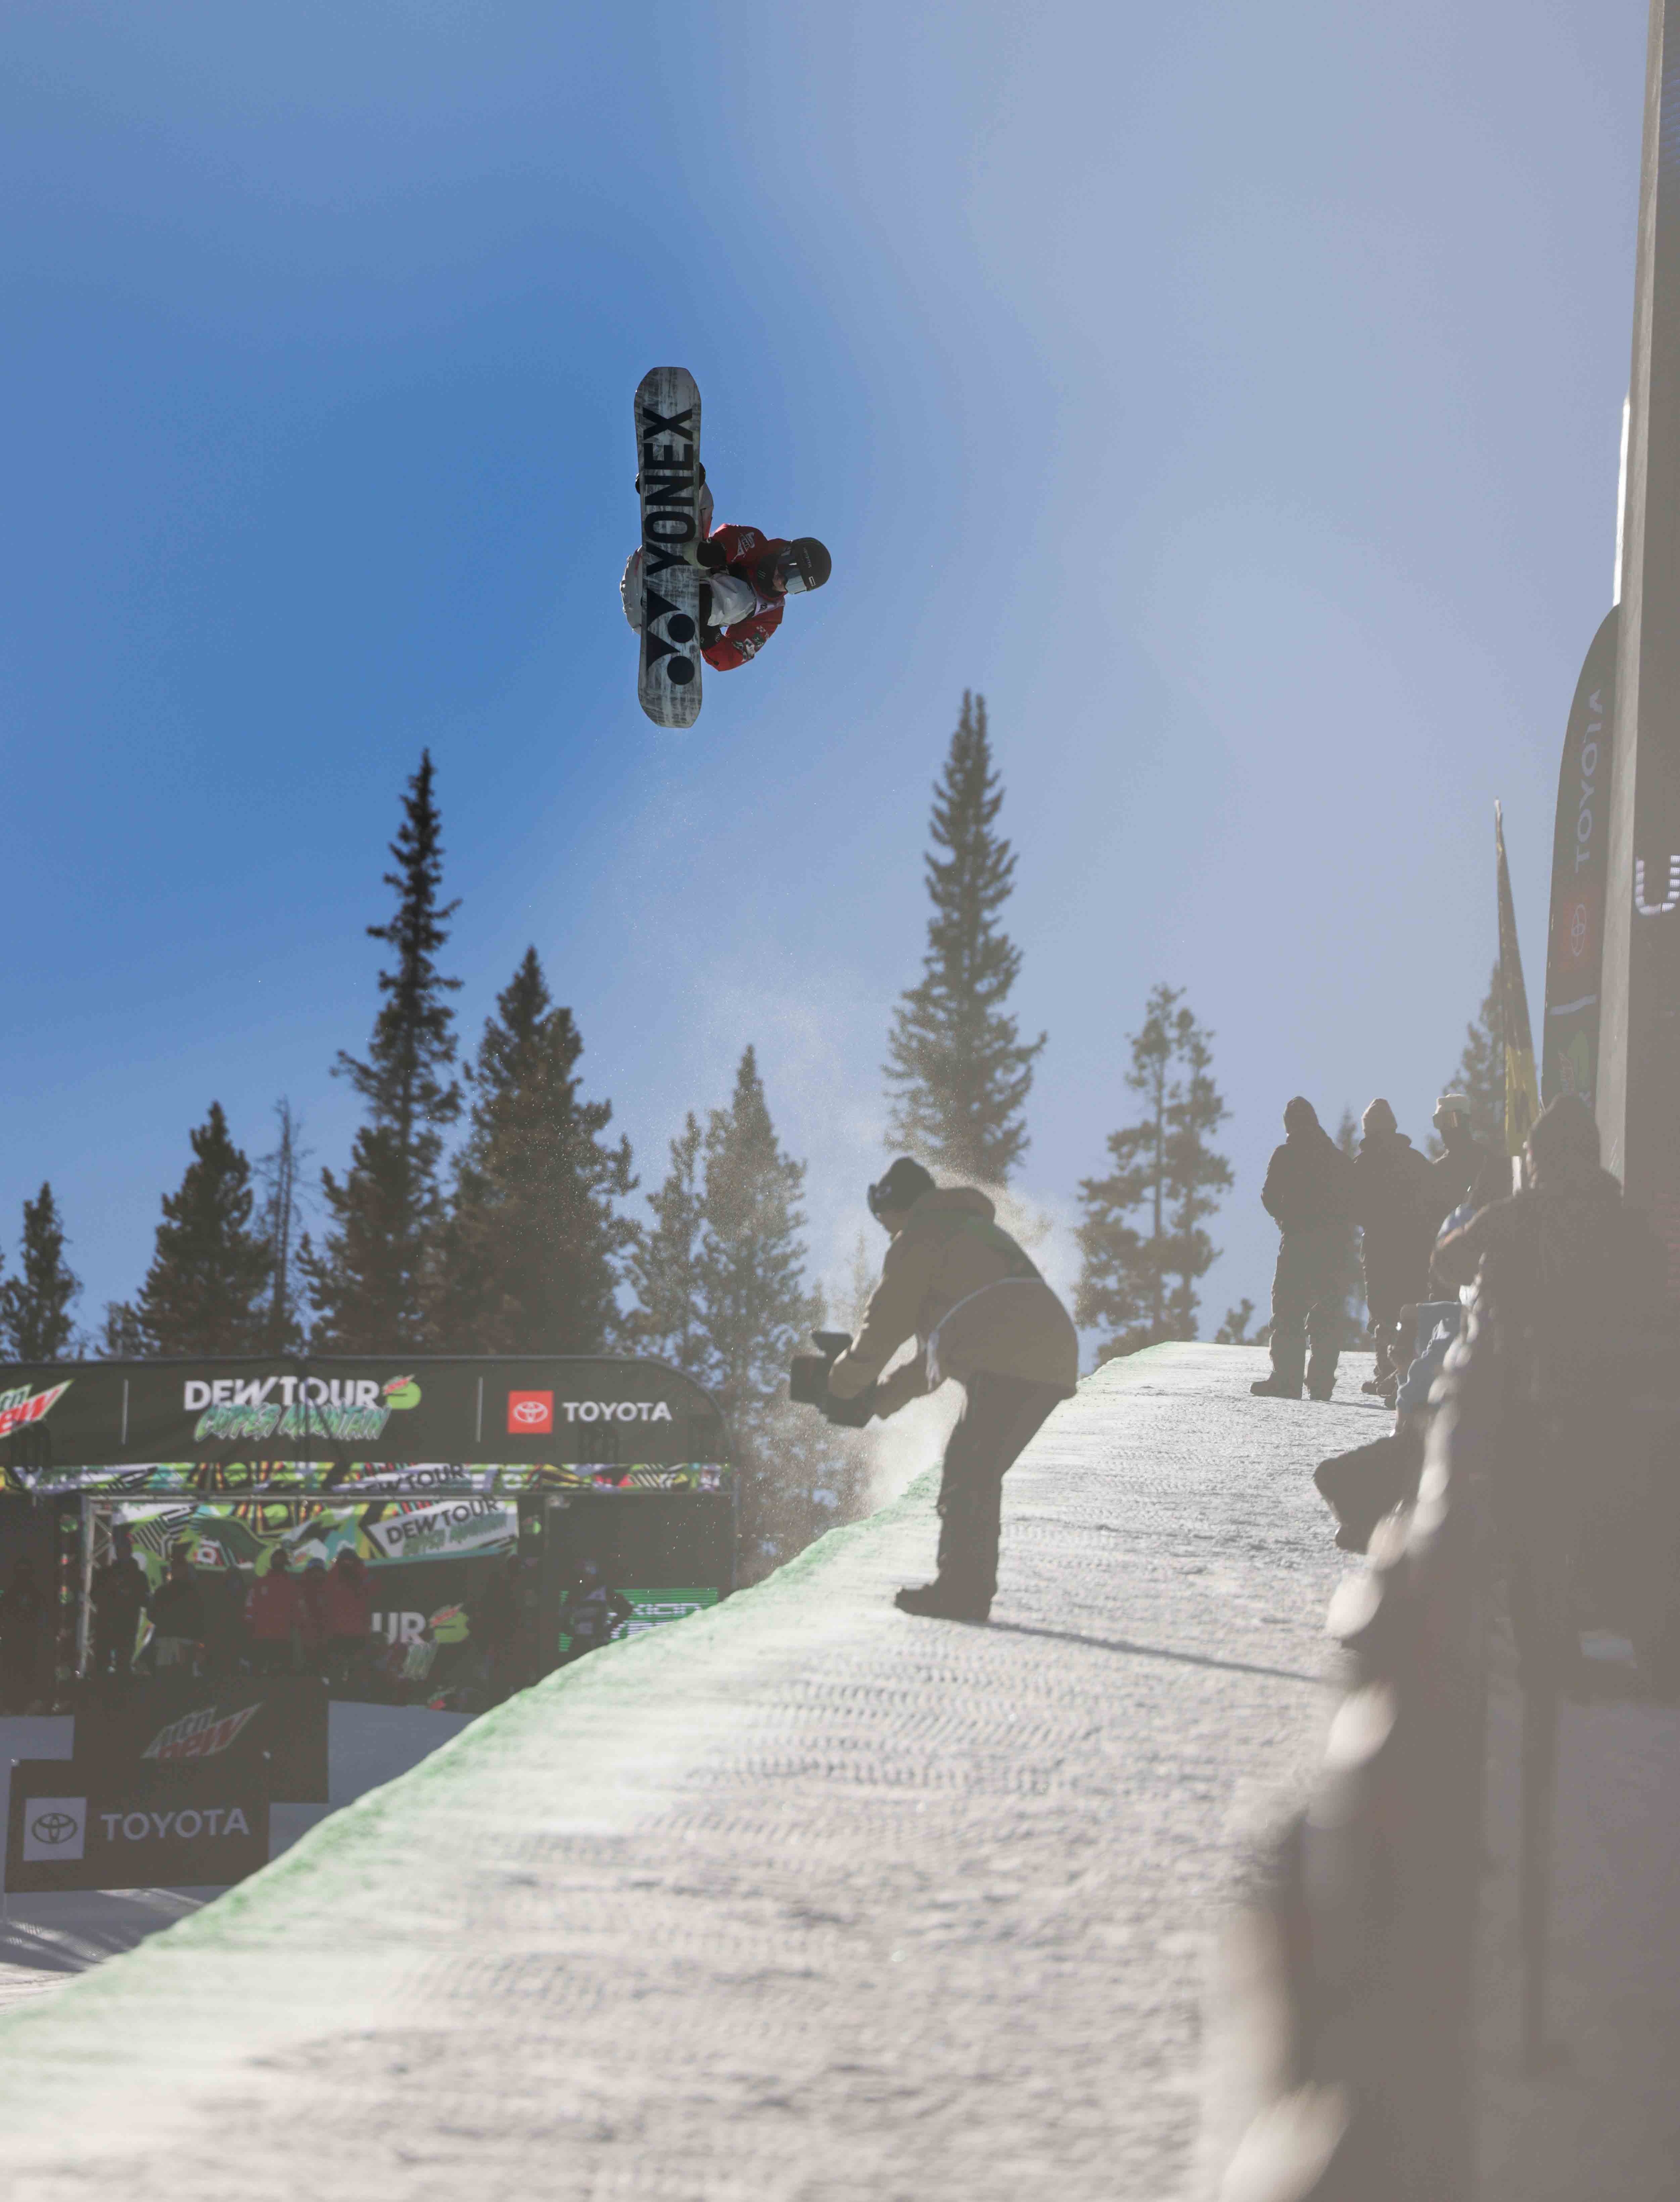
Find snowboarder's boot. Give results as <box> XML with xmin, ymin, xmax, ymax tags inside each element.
<box><xmin>894</xmin><ymin>1580</ymin><xmax>990</xmax><ymax>1623</ymax></box>
<box><xmin>1307</xmin><ymin>1350</ymin><xmax>1340</xmax><ymax>1402</ymax></box>
<box><xmin>1251</xmin><ymin>1376</ymin><xmax>1303</xmax><ymax>1398</ymax></box>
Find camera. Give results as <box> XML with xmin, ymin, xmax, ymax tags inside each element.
<box><xmin>789</xmin><ymin>1330</ymin><xmax>876</xmax><ymax>1428</ymax></box>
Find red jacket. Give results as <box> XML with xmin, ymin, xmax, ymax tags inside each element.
<box><xmin>325</xmin><ymin>1559</ymin><xmax>371</xmax><ymax>1640</ymax></box>
<box><xmin>245</xmin><ymin>1569</ymin><xmax>298</xmax><ymax>1643</ymax></box>
<box><xmin>702</xmin><ymin>524</ymin><xmax>787</xmax><ymax>670</ymax></box>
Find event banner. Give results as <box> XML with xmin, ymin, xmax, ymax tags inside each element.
<box><xmin>70</xmin><ymin>1674</ymin><xmax>329</xmax><ymax>1804</ymax></box>
<box><xmin>6</xmin><ymin>1755</ymin><xmax>270</xmax><ymax>1895</ymax></box>
<box><xmin>0</xmin><ymin>1354</ymin><xmax>728</xmax><ymax>1476</ymax></box>
<box><xmin>1542</xmin><ymin>606</ymin><xmax>1619</xmax><ymax>1108</ymax></box>
<box><xmin>1496</xmin><ymin>801</ymin><xmax>1542</xmax><ymax>1154</ymax></box>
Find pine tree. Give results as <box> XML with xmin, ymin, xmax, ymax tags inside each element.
<box><xmin>883</xmin><ymin>692</ymin><xmax>1045</xmax><ymax>1182</ymax></box>
<box><xmin>0</xmin><ymin>1184</ymin><xmax>82</xmax><ymax>1361</ymax></box>
<box><xmin>694</xmin><ymin>1048</ymin><xmax>823</xmax><ymax>1427</ymax></box>
<box><xmin>442</xmin><ymin>948</ymin><xmax>636</xmax><ymax>1353</ymax></box>
<box><xmin>99</xmin><ymin>1301</ymin><xmax>145</xmax><ymax>1358</ymax></box>
<box><xmin>628</xmin><ymin>1050</ymin><xmax>847</xmax><ymax>1576</ymax></box>
<box><xmin>1077</xmin><ymin>986</ymin><xmax>1231</xmax><ymax>1361</ymax></box>
<box><xmin>1215</xmin><ymin>1298</ymin><xmax>1256</xmax><ymax>1344</ymax></box>
<box><xmin>837</xmin><ymin>1229</ymin><xmax>876</xmax><ymax>1336</ymax></box>
<box><xmin>308</xmin><ymin>752</ymin><xmax>461</xmax><ymax>1352</ymax></box>
<box><xmin>133</xmin><ymin>1103</ymin><xmax>273</xmax><ymax>1356</ymax></box>
<box><xmin>1432</xmin><ymin>968</ymin><xmax>1503</xmax><ymax>1155</ymax></box>
<box><xmin>625</xmin><ymin>1114</ymin><xmax>707</xmax><ymax>1375</ymax></box>
<box><xmin>255</xmin><ymin>1098</ymin><xmax>311</xmax><ymax>1351</ymax></box>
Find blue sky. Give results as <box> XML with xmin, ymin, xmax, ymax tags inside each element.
<box><xmin>0</xmin><ymin>2</ymin><xmax>1646</xmax><ymax>1344</ymax></box>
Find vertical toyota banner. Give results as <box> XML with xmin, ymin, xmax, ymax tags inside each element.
<box><xmin>1543</xmin><ymin>609</ymin><xmax>1618</xmax><ymax>1107</ymax></box>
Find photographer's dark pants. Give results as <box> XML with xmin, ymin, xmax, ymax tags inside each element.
<box><xmin>935</xmin><ymin>1373</ymin><xmax>1066</xmax><ymax>1610</ymax></box>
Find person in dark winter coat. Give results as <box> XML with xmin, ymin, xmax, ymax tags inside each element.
<box><xmin>1429</xmin><ymin>1093</ymin><xmax>1507</xmax><ymax>1219</ymax></box>
<box><xmin>324</xmin><ymin>1550</ymin><xmax>372</xmax><ymax>1693</ymax></box>
<box><xmin>1353</xmin><ymin>1098</ymin><xmax>1440</xmax><ymax>1396</ymax></box>
<box><xmin>1431</xmin><ymin>1094</ymin><xmax>1667</xmax><ymax>1380</ymax></box>
<box><xmin>827</xmin><ymin>1157</ymin><xmax>1080</xmax><ymax>1622</ymax></box>
<box><xmin>91</xmin><ymin>1527</ymin><xmax>148</xmax><ymax>1678</ymax></box>
<box><xmin>1252</xmin><ymin>1097</ymin><xmax>1357</xmax><ymax>1400</ymax></box>
<box><xmin>0</xmin><ymin>1556</ymin><xmax>47</xmax><ymax>1712</ymax></box>
<box><xmin>1434</xmin><ymin>1093</ymin><xmax>1673</xmax><ymax>1682</ymax></box>
<box><xmin>146</xmin><ymin>1548</ymin><xmax>206</xmax><ymax>1672</ymax></box>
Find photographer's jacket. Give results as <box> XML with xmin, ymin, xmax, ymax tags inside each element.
<box><xmin>829</xmin><ymin>1188</ymin><xmax>1078</xmax><ymax>1417</ymax></box>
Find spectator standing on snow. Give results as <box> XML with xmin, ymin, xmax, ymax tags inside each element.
<box><xmin>827</xmin><ymin>1157</ymin><xmax>1079</xmax><ymax>1622</ymax></box>
<box><xmin>1251</xmin><ymin>1097</ymin><xmax>1358</xmax><ymax>1401</ymax></box>
<box><xmin>245</xmin><ymin>1548</ymin><xmax>299</xmax><ymax>1675</ymax></box>
<box><xmin>1429</xmin><ymin>1092</ymin><xmax>1507</xmax><ymax>1219</ymax></box>
<box><xmin>324</xmin><ymin>1549</ymin><xmax>373</xmax><ymax>1694</ymax></box>
<box><xmin>558</xmin><ymin>1559</ymin><xmax>632</xmax><ymax>1663</ymax></box>
<box><xmin>1353</xmin><ymin>1098</ymin><xmax>1439</xmax><ymax>1400</ymax></box>
<box><xmin>0</xmin><ymin>1555</ymin><xmax>47</xmax><ymax>1711</ymax></box>
<box><xmin>1432</xmin><ymin>1094</ymin><xmax>1667</xmax><ymax>1383</ymax></box>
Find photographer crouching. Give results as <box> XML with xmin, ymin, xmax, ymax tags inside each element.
<box><xmin>805</xmin><ymin>1158</ymin><xmax>1078</xmax><ymax>1623</ymax></box>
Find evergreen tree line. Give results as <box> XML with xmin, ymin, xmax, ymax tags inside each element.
<box><xmin>8</xmin><ymin>699</ymin><xmax>1505</xmax><ymax>1554</ymax></box>
<box><xmin>4</xmin><ymin>701</ymin><xmax>1241</xmax><ymax>1405</ymax></box>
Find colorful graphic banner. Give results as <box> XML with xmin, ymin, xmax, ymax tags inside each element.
<box><xmin>0</xmin><ymin>1354</ymin><xmax>728</xmax><ymax>1474</ymax></box>
<box><xmin>1496</xmin><ymin>801</ymin><xmax>1542</xmax><ymax>1155</ymax></box>
<box><xmin>20</xmin><ymin>1457</ymin><xmax>731</xmax><ymax>1501</ymax></box>
<box><xmin>1542</xmin><ymin>608</ymin><xmax>1618</xmax><ymax>1107</ymax></box>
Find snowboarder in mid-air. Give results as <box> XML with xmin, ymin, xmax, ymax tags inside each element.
<box><xmin>623</xmin><ymin>473</ymin><xmax>831</xmax><ymax>670</ymax></box>
<box><xmin>627</xmin><ymin>366</ymin><xmax>830</xmax><ymax>725</ymax></box>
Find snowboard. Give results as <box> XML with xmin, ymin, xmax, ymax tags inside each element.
<box><xmin>634</xmin><ymin>366</ymin><xmax>704</xmax><ymax>728</ymax></box>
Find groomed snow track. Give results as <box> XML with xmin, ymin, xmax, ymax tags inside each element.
<box><xmin>0</xmin><ymin>1345</ymin><xmax>1352</xmax><ymax>2201</ymax></box>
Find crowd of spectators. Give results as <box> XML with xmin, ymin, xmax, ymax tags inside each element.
<box><xmin>1252</xmin><ymin>1089</ymin><xmax>1504</xmax><ymax>1407</ymax></box>
<box><xmin>68</xmin><ymin>1536</ymin><xmax>625</xmax><ymax>1713</ymax></box>
<box><xmin>1252</xmin><ymin>1086</ymin><xmax>1680</xmax><ymax>1694</ymax></box>
<box><xmin>82</xmin><ymin>1538</ymin><xmax>382</xmax><ymax>1699</ymax></box>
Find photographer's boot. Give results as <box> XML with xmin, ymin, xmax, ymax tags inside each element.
<box><xmin>895</xmin><ymin>1580</ymin><xmax>990</xmax><ymax>1623</ymax></box>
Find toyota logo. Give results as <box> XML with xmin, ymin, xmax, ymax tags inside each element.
<box><xmin>511</xmin><ymin>1400</ymin><xmax>547</xmax><ymax>1426</ymax></box>
<box><xmin>30</xmin><ymin>1810</ymin><xmax>79</xmax><ymax>1847</ymax></box>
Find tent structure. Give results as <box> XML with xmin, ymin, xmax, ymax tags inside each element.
<box><xmin>0</xmin><ymin>1355</ymin><xmax>734</xmax><ymax>1692</ymax></box>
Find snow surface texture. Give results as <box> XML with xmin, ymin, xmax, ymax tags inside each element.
<box><xmin>0</xmin><ymin>1344</ymin><xmax>1353</xmax><ymax>2200</ymax></box>
<box><xmin>1</xmin><ymin>1706</ymin><xmax>470</xmax><ymax>2011</ymax></box>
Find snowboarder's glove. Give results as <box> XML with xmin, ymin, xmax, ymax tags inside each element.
<box><xmin>693</xmin><ymin>537</ymin><xmax>727</xmax><ymax>573</ymax></box>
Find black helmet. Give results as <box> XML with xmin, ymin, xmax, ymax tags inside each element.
<box><xmin>867</xmin><ymin>1157</ymin><xmax>935</xmax><ymax>1221</ymax></box>
<box><xmin>773</xmin><ymin>537</ymin><xmax>832</xmax><ymax>595</ymax></box>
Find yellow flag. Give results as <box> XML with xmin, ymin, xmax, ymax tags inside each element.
<box><xmin>1495</xmin><ymin>802</ymin><xmax>1541</xmax><ymax>1155</ymax></box>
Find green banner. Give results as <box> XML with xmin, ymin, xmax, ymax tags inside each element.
<box><xmin>1542</xmin><ymin>607</ymin><xmax>1618</xmax><ymax>1107</ymax></box>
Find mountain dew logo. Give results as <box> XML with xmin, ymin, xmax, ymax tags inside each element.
<box><xmin>383</xmin><ymin>1376</ymin><xmax>422</xmax><ymax>1411</ymax></box>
